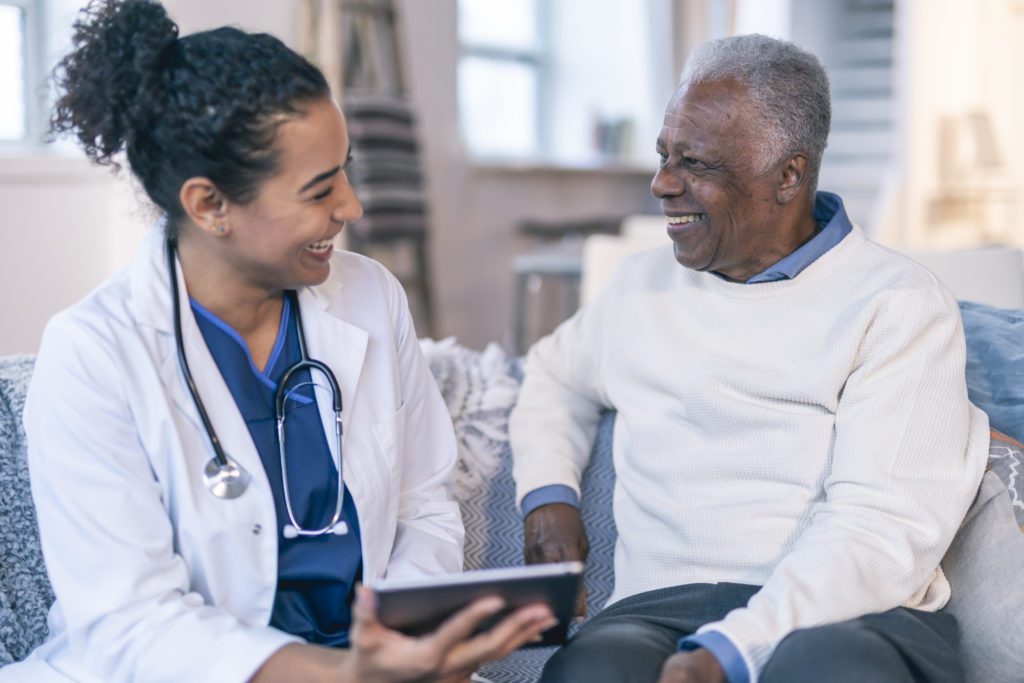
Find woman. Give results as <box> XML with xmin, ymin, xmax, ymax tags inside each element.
<box><xmin>10</xmin><ymin>1</ymin><xmax>554</xmax><ymax>681</ymax></box>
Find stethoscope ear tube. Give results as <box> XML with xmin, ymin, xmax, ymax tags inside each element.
<box><xmin>275</xmin><ymin>358</ymin><xmax>342</xmax><ymax>418</ymax></box>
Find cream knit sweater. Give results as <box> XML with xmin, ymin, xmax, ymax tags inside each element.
<box><xmin>510</xmin><ymin>226</ymin><xmax>989</xmax><ymax>679</ymax></box>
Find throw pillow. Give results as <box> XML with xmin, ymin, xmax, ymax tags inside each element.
<box><xmin>959</xmin><ymin>301</ymin><xmax>1024</xmax><ymax>441</ymax></box>
<box><xmin>0</xmin><ymin>355</ymin><xmax>53</xmax><ymax>665</ymax></box>
<box><xmin>421</xmin><ymin>340</ymin><xmax>618</xmax><ymax>683</ymax></box>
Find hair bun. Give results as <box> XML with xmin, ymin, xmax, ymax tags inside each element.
<box><xmin>51</xmin><ymin>0</ymin><xmax>179</xmax><ymax>164</ymax></box>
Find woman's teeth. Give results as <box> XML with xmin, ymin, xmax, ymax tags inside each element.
<box><xmin>306</xmin><ymin>239</ymin><xmax>333</xmax><ymax>252</ymax></box>
<box><xmin>667</xmin><ymin>214</ymin><xmax>706</xmax><ymax>224</ymax></box>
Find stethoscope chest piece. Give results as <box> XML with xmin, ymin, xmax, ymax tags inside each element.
<box><xmin>203</xmin><ymin>455</ymin><xmax>251</xmax><ymax>499</ymax></box>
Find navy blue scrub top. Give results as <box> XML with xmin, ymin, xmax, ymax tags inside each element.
<box><xmin>191</xmin><ymin>294</ymin><xmax>362</xmax><ymax>647</ymax></box>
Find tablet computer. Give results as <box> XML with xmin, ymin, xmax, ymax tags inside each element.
<box><xmin>373</xmin><ymin>561</ymin><xmax>583</xmax><ymax>647</ymax></box>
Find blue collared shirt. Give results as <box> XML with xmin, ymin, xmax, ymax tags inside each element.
<box><xmin>192</xmin><ymin>295</ymin><xmax>363</xmax><ymax>647</ymax></box>
<box><xmin>520</xmin><ymin>192</ymin><xmax>853</xmax><ymax>683</ymax></box>
<box><xmin>743</xmin><ymin>191</ymin><xmax>851</xmax><ymax>284</ymax></box>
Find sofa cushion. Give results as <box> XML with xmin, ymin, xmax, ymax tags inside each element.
<box><xmin>986</xmin><ymin>430</ymin><xmax>1024</xmax><ymax>528</ymax></box>
<box><xmin>0</xmin><ymin>355</ymin><xmax>52</xmax><ymax>666</ymax></box>
<box><xmin>960</xmin><ymin>301</ymin><xmax>1024</xmax><ymax>441</ymax></box>
<box><xmin>420</xmin><ymin>340</ymin><xmax>617</xmax><ymax>683</ymax></box>
<box><xmin>942</xmin><ymin>430</ymin><xmax>1024</xmax><ymax>683</ymax></box>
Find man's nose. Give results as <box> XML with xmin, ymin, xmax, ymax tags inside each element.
<box><xmin>651</xmin><ymin>167</ymin><xmax>684</xmax><ymax>199</ymax></box>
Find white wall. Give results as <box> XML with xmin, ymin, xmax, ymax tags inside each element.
<box><xmin>887</xmin><ymin>0</ymin><xmax>1024</xmax><ymax>249</ymax></box>
<box><xmin>733</xmin><ymin>0</ymin><xmax>792</xmax><ymax>38</ymax></box>
<box><xmin>0</xmin><ymin>156</ymin><xmax>144</xmax><ymax>354</ymax></box>
<box><xmin>164</xmin><ymin>0</ymin><xmax>300</xmax><ymax>46</ymax></box>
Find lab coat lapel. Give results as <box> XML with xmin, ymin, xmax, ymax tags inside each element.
<box><xmin>139</xmin><ymin>236</ymin><xmax>270</xmax><ymax>500</ymax></box>
<box><xmin>158</xmin><ymin>320</ymin><xmax>270</xmax><ymax>499</ymax></box>
<box><xmin>297</xmin><ymin>285</ymin><xmax>368</xmax><ymax>473</ymax></box>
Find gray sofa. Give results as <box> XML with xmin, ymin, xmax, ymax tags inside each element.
<box><xmin>2</xmin><ymin>300</ymin><xmax>1023</xmax><ymax>682</ymax></box>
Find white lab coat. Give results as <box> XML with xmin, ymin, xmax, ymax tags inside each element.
<box><xmin>5</xmin><ymin>231</ymin><xmax>464</xmax><ymax>683</ymax></box>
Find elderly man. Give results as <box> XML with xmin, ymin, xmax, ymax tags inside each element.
<box><xmin>510</xmin><ymin>34</ymin><xmax>988</xmax><ymax>683</ymax></box>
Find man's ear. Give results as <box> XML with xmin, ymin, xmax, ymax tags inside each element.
<box><xmin>775</xmin><ymin>153</ymin><xmax>810</xmax><ymax>204</ymax></box>
<box><xmin>179</xmin><ymin>177</ymin><xmax>231</xmax><ymax>237</ymax></box>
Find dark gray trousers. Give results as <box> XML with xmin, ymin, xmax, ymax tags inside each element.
<box><xmin>540</xmin><ymin>583</ymin><xmax>963</xmax><ymax>683</ymax></box>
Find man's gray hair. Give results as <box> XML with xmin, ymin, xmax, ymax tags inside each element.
<box><xmin>680</xmin><ymin>34</ymin><xmax>831</xmax><ymax>179</ymax></box>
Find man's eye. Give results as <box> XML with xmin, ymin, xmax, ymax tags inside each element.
<box><xmin>683</xmin><ymin>156</ymin><xmax>701</xmax><ymax>166</ymax></box>
<box><xmin>312</xmin><ymin>188</ymin><xmax>333</xmax><ymax>202</ymax></box>
<box><xmin>657</xmin><ymin>152</ymin><xmax>668</xmax><ymax>163</ymax></box>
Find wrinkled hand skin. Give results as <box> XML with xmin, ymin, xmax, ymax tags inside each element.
<box><xmin>523</xmin><ymin>503</ymin><xmax>589</xmax><ymax>617</ymax></box>
<box><xmin>657</xmin><ymin>650</ymin><xmax>727</xmax><ymax>683</ymax></box>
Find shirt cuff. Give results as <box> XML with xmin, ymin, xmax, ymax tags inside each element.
<box><xmin>678</xmin><ymin>630</ymin><xmax>750</xmax><ymax>683</ymax></box>
<box><xmin>520</xmin><ymin>484</ymin><xmax>579</xmax><ymax>519</ymax></box>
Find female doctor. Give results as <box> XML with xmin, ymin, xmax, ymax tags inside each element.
<box><xmin>13</xmin><ymin>1</ymin><xmax>555</xmax><ymax>682</ymax></box>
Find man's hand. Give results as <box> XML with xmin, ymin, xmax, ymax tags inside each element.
<box><xmin>657</xmin><ymin>650</ymin><xmax>727</xmax><ymax>683</ymax></box>
<box><xmin>523</xmin><ymin>503</ymin><xmax>589</xmax><ymax>617</ymax></box>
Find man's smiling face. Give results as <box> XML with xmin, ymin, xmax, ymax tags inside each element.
<box><xmin>652</xmin><ymin>78</ymin><xmax>787</xmax><ymax>281</ymax></box>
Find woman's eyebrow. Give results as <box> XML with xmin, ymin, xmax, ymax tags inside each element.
<box><xmin>299</xmin><ymin>165</ymin><xmax>341</xmax><ymax>193</ymax></box>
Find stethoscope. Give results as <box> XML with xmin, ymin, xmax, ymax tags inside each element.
<box><xmin>167</xmin><ymin>238</ymin><xmax>349</xmax><ymax>538</ymax></box>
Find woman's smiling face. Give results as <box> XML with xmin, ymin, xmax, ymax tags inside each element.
<box><xmin>221</xmin><ymin>98</ymin><xmax>363</xmax><ymax>291</ymax></box>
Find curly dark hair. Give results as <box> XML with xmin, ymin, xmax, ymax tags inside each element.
<box><xmin>50</xmin><ymin>0</ymin><xmax>331</xmax><ymax>237</ymax></box>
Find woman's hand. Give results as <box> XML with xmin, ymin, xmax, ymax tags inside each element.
<box><xmin>343</xmin><ymin>585</ymin><xmax>557</xmax><ymax>683</ymax></box>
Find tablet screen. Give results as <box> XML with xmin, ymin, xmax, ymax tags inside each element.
<box><xmin>373</xmin><ymin>562</ymin><xmax>583</xmax><ymax>647</ymax></box>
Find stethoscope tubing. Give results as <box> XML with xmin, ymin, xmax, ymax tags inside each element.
<box><xmin>167</xmin><ymin>239</ymin><xmax>233</xmax><ymax>470</ymax></box>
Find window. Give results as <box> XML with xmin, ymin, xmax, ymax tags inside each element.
<box><xmin>0</xmin><ymin>0</ymin><xmax>37</xmax><ymax>143</ymax></box>
<box><xmin>457</xmin><ymin>0</ymin><xmax>674</xmax><ymax>168</ymax></box>
<box><xmin>457</xmin><ymin>0</ymin><xmax>542</xmax><ymax>159</ymax></box>
<box><xmin>1</xmin><ymin>0</ymin><xmax>87</xmax><ymax>149</ymax></box>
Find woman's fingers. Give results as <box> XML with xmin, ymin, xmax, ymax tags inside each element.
<box><xmin>349</xmin><ymin>584</ymin><xmax>385</xmax><ymax>649</ymax></box>
<box><xmin>347</xmin><ymin>592</ymin><xmax>559</xmax><ymax>682</ymax></box>
<box><xmin>440</xmin><ymin>604</ymin><xmax>557</xmax><ymax>674</ymax></box>
<box><xmin>351</xmin><ymin>585</ymin><xmax>378</xmax><ymax>625</ymax></box>
<box><xmin>426</xmin><ymin>596</ymin><xmax>507</xmax><ymax>653</ymax></box>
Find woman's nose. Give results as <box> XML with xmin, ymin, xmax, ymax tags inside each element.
<box><xmin>333</xmin><ymin>184</ymin><xmax>363</xmax><ymax>224</ymax></box>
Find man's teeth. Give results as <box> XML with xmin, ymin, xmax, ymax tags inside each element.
<box><xmin>667</xmin><ymin>214</ymin><xmax>706</xmax><ymax>224</ymax></box>
<box><xmin>306</xmin><ymin>239</ymin><xmax>333</xmax><ymax>252</ymax></box>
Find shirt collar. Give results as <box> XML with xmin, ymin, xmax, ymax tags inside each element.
<box><xmin>744</xmin><ymin>191</ymin><xmax>853</xmax><ymax>284</ymax></box>
<box><xmin>190</xmin><ymin>295</ymin><xmax>298</xmax><ymax>421</ymax></box>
